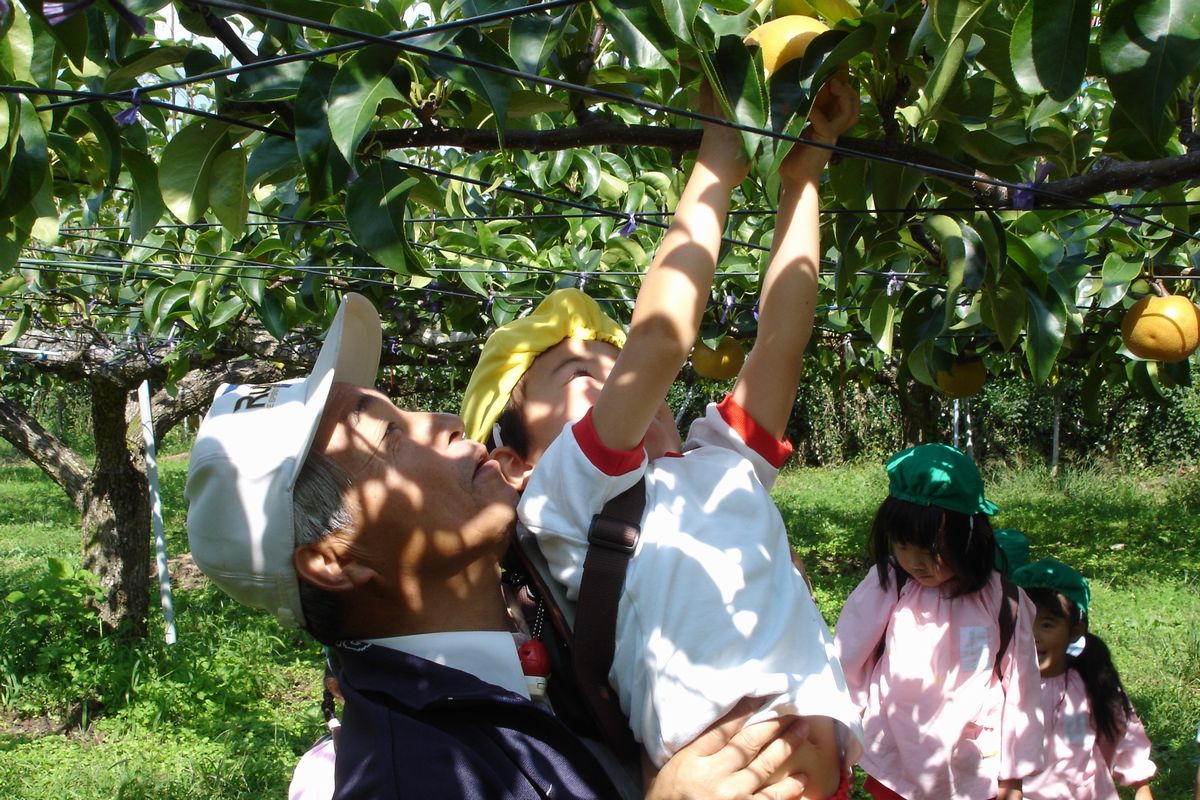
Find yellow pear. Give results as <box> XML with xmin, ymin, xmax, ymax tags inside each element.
<box><xmin>744</xmin><ymin>15</ymin><xmax>832</xmax><ymax>80</ymax></box>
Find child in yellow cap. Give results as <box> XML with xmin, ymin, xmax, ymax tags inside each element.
<box><xmin>463</xmin><ymin>80</ymin><xmax>862</xmax><ymax>796</ymax></box>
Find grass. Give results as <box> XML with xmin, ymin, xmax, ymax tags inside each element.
<box><xmin>0</xmin><ymin>447</ymin><xmax>1197</xmax><ymax>798</ymax></box>
<box><xmin>777</xmin><ymin>461</ymin><xmax>1200</xmax><ymax>799</ymax></box>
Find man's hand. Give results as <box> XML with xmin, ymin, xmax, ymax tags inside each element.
<box><xmin>646</xmin><ymin>698</ymin><xmax>811</xmax><ymax>800</ymax></box>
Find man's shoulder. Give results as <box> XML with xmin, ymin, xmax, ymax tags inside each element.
<box><xmin>332</xmin><ymin>643</ymin><xmax>618</xmax><ymax>800</ymax></box>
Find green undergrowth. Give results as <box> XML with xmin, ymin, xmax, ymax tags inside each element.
<box><xmin>0</xmin><ymin>452</ymin><xmax>327</xmax><ymax>798</ymax></box>
<box><xmin>777</xmin><ymin>461</ymin><xmax>1200</xmax><ymax>799</ymax></box>
<box><xmin>0</xmin><ymin>451</ymin><xmax>1196</xmax><ymax>798</ymax></box>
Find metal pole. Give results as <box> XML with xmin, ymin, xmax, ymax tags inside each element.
<box><xmin>139</xmin><ymin>381</ymin><xmax>177</xmax><ymax>644</ymax></box>
<box><xmin>964</xmin><ymin>398</ymin><xmax>974</xmax><ymax>458</ymax></box>
<box><xmin>952</xmin><ymin>398</ymin><xmax>960</xmax><ymax>449</ymax></box>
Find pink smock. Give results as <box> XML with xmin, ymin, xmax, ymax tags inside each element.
<box><xmin>288</xmin><ymin>735</ymin><xmax>335</xmax><ymax>800</ymax></box>
<box><xmin>834</xmin><ymin>565</ymin><xmax>1046</xmax><ymax>799</ymax></box>
<box><xmin>1023</xmin><ymin>670</ymin><xmax>1156</xmax><ymax>799</ymax></box>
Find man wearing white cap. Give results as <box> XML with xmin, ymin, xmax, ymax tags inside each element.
<box><xmin>185</xmin><ymin>293</ymin><xmax>815</xmax><ymax>800</ymax></box>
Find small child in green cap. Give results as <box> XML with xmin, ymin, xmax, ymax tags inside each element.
<box><xmin>834</xmin><ymin>443</ymin><xmax>1046</xmax><ymax>800</ymax></box>
<box><xmin>1012</xmin><ymin>558</ymin><xmax>1157</xmax><ymax>800</ymax></box>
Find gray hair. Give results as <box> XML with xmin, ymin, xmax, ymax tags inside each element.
<box><xmin>293</xmin><ymin>450</ymin><xmax>355</xmax><ymax>645</ymax></box>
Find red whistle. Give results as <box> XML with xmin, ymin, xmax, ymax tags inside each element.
<box><xmin>517</xmin><ymin>638</ymin><xmax>551</xmax><ymax>677</ymax></box>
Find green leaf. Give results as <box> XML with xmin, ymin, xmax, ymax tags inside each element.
<box><xmin>104</xmin><ymin>46</ymin><xmax>191</xmax><ymax>91</ymax></box>
<box><xmin>0</xmin><ymin>97</ymin><xmax>49</xmax><ymax>218</ymax></box>
<box><xmin>261</xmin><ymin>0</ymin><xmax>350</xmax><ymax>24</ymax></box>
<box><xmin>327</xmin><ymin>46</ymin><xmax>403</xmax><ymax>165</ymax></box>
<box><xmin>246</xmin><ymin>137</ymin><xmax>302</xmax><ymax>190</ymax></box>
<box><xmin>1009</xmin><ymin>0</ymin><xmax>1089</xmax><ymax>100</ymax></box>
<box><xmin>899</xmin><ymin>287</ymin><xmax>946</xmax><ymax>355</ymax></box>
<box><xmin>209</xmin><ymin>296</ymin><xmax>246</xmax><ymax>328</ymax></box>
<box><xmin>1024</xmin><ymin>288</ymin><xmax>1066</xmax><ymax>383</ymax></box>
<box><xmin>922</xmin><ymin>33</ymin><xmax>966</xmax><ymax>120</ymax></box>
<box><xmin>158</xmin><ymin>120</ymin><xmax>230</xmax><ymax>225</ymax></box>
<box><xmin>329</xmin><ymin>7</ymin><xmax>393</xmax><ymax>40</ymax></box>
<box><xmin>924</xmin><ymin>215</ymin><xmax>972</xmax><ymax>329</ymax></box>
<box><xmin>592</xmin><ymin>0</ymin><xmax>677</xmax><ymax>73</ymax></box>
<box><xmin>866</xmin><ymin>293</ymin><xmax>896</xmax><ymax>357</ymax></box>
<box><xmin>0</xmin><ymin>304</ymin><xmax>29</xmax><ymax>346</ymax></box>
<box><xmin>1098</xmin><ymin>253</ymin><xmax>1142</xmax><ymax>308</ymax></box>
<box><xmin>232</xmin><ymin>59</ymin><xmax>311</xmax><ymax>102</ymax></box>
<box><xmin>979</xmin><ymin>264</ymin><xmax>1026</xmax><ymax>351</ymax></box>
<box><xmin>124</xmin><ymin>148</ymin><xmax>165</xmax><ymax>241</ymax></box>
<box><xmin>71</xmin><ymin>107</ymin><xmax>122</xmax><ymax>189</ymax></box>
<box><xmin>510</xmin><ymin>9</ymin><xmax>571</xmax><ymax>75</ymax></box>
<box><xmin>660</xmin><ymin>0</ymin><xmax>702</xmax><ymax>45</ymax></box>
<box><xmin>209</xmin><ymin>148</ymin><xmax>248</xmax><ymax>240</ymax></box>
<box><xmin>346</xmin><ymin>160</ymin><xmax>420</xmax><ymax>274</ymax></box>
<box><xmin>0</xmin><ymin>6</ymin><xmax>35</xmax><ymax>85</ymax></box>
<box><xmin>709</xmin><ymin>35</ymin><xmax>767</xmax><ymax>159</ymax></box>
<box><xmin>295</xmin><ymin>61</ymin><xmax>350</xmax><ymax>202</ymax></box>
<box><xmin>0</xmin><ymin>274</ymin><xmax>25</xmax><ymax>295</ymax></box>
<box><xmin>428</xmin><ymin>29</ymin><xmax>514</xmax><ymax>132</ymax></box>
<box><xmin>575</xmin><ymin>151</ymin><xmax>603</xmax><ymax>198</ymax></box>
<box><xmin>1099</xmin><ymin>0</ymin><xmax>1200</xmax><ymax>147</ymax></box>
<box><xmin>931</xmin><ymin>0</ymin><xmax>990</xmax><ymax>42</ymax></box>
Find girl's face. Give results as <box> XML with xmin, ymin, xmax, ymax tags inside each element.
<box><xmin>1031</xmin><ymin>596</ymin><xmax>1085</xmax><ymax>678</ymax></box>
<box><xmin>891</xmin><ymin>541</ymin><xmax>956</xmax><ymax>589</ymax></box>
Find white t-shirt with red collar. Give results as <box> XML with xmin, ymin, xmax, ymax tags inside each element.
<box><xmin>519</xmin><ymin>395</ymin><xmax>863</xmax><ymax>767</ymax></box>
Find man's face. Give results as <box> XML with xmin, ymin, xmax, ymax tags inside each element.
<box><xmin>515</xmin><ymin>338</ymin><xmax>681</xmax><ymax>466</ymax></box>
<box><xmin>314</xmin><ymin>383</ymin><xmax>518</xmax><ymax>575</ymax></box>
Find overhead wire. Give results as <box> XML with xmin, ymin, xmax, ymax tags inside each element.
<box><xmin>173</xmin><ymin>0</ymin><xmax>1200</xmax><ymax>242</ymax></box>
<box><xmin>1</xmin><ymin>0</ymin><xmax>1192</xmax><ymax>246</ymax></box>
<box><xmin>5</xmin><ymin>0</ymin><xmax>1195</xmax><ymax>359</ymax></box>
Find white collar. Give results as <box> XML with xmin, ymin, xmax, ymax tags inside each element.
<box><xmin>365</xmin><ymin>630</ymin><xmax>530</xmax><ymax>700</ymax></box>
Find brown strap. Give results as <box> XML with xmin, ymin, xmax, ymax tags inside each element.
<box><xmin>573</xmin><ymin>479</ymin><xmax>646</xmax><ymax>762</ymax></box>
<box><xmin>993</xmin><ymin>576</ymin><xmax>1020</xmax><ymax>681</ymax></box>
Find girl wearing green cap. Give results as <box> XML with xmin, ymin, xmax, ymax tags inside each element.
<box><xmin>1012</xmin><ymin>559</ymin><xmax>1156</xmax><ymax>800</ymax></box>
<box><xmin>833</xmin><ymin>443</ymin><xmax>1046</xmax><ymax>800</ymax></box>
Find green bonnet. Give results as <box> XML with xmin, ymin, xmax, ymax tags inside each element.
<box><xmin>886</xmin><ymin>443</ymin><xmax>998</xmax><ymax>517</ymax></box>
<box><xmin>1012</xmin><ymin>557</ymin><xmax>1091</xmax><ymax>617</ymax></box>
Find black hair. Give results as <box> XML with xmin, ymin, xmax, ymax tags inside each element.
<box><xmin>871</xmin><ymin>495</ymin><xmax>997</xmax><ymax>597</ymax></box>
<box><xmin>490</xmin><ymin>402</ymin><xmax>531</xmax><ymax>460</ymax></box>
<box><xmin>1024</xmin><ymin>586</ymin><xmax>1132</xmax><ymax>745</ymax></box>
<box><xmin>486</xmin><ymin>366</ymin><xmax>535</xmax><ymax>459</ymax></box>
<box><xmin>293</xmin><ymin>451</ymin><xmax>352</xmax><ymax>646</ymax></box>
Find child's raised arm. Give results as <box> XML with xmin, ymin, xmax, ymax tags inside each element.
<box><xmin>731</xmin><ymin>79</ymin><xmax>859</xmax><ymax>439</ymax></box>
<box><xmin>591</xmin><ymin>99</ymin><xmax>749</xmax><ymax>452</ymax></box>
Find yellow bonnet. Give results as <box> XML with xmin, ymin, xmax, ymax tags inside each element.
<box><xmin>461</xmin><ymin>289</ymin><xmax>626</xmax><ymax>443</ymax></box>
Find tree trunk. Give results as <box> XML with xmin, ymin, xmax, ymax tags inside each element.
<box><xmin>80</xmin><ymin>378</ymin><xmax>150</xmax><ymax>636</ymax></box>
<box><xmin>898</xmin><ymin>378</ymin><xmax>940</xmax><ymax>448</ymax></box>
<box><xmin>0</xmin><ymin>396</ymin><xmax>90</xmax><ymax>508</ymax></box>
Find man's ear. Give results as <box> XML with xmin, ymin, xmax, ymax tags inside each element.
<box><xmin>294</xmin><ymin>536</ymin><xmax>377</xmax><ymax>593</ymax></box>
<box><xmin>490</xmin><ymin>445</ymin><xmax>535</xmax><ymax>491</ymax></box>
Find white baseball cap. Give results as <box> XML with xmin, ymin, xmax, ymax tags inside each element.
<box><xmin>185</xmin><ymin>293</ymin><xmax>382</xmax><ymax>627</ymax></box>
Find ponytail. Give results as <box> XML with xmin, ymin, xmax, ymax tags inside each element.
<box><xmin>1070</xmin><ymin>631</ymin><xmax>1132</xmax><ymax>746</ymax></box>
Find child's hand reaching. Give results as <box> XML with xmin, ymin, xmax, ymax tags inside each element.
<box><xmin>696</xmin><ymin>82</ymin><xmax>752</xmax><ymax>187</ymax></box>
<box><xmin>779</xmin><ymin>76</ymin><xmax>860</xmax><ymax>183</ymax></box>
